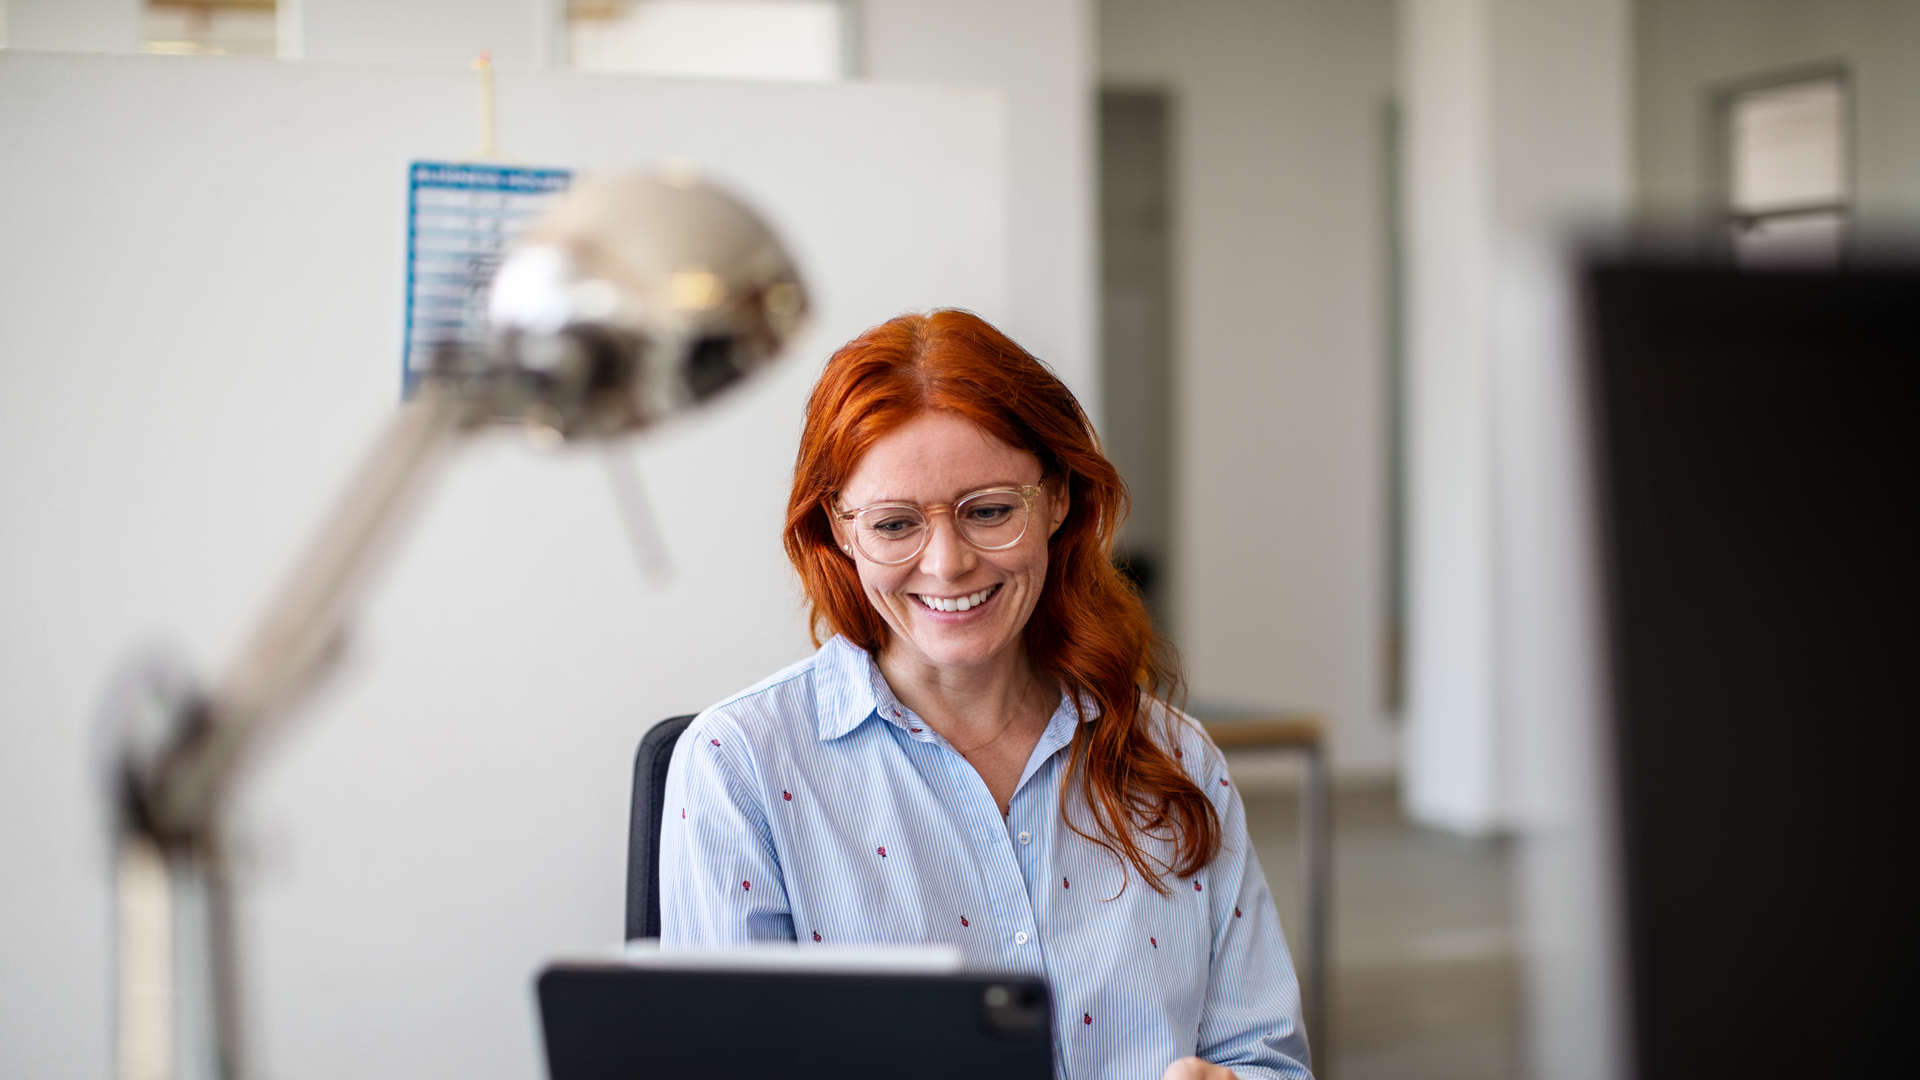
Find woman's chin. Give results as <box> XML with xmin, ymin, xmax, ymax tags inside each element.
<box><xmin>889</xmin><ymin>619</ymin><xmax>1020</xmax><ymax>672</ymax></box>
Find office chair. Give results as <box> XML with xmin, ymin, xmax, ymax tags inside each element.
<box><xmin>625</xmin><ymin>714</ymin><xmax>698</xmax><ymax>941</ymax></box>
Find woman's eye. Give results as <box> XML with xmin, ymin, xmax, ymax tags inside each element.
<box><xmin>867</xmin><ymin>515</ymin><xmax>921</xmax><ymax>537</ymax></box>
<box><xmin>964</xmin><ymin>503</ymin><xmax>1015</xmax><ymax>524</ymax></box>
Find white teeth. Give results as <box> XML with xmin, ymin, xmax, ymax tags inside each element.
<box><xmin>917</xmin><ymin>585</ymin><xmax>998</xmax><ymax>613</ymax></box>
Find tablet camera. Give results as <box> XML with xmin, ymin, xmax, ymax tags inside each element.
<box><xmin>980</xmin><ymin>982</ymin><xmax>1048</xmax><ymax>1039</ymax></box>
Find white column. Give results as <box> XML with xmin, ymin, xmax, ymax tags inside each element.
<box><xmin>1</xmin><ymin>0</ymin><xmax>140</xmax><ymax>52</ymax></box>
<box><xmin>1399</xmin><ymin>0</ymin><xmax>1632</xmax><ymax>830</ymax></box>
<box><xmin>1399</xmin><ymin>0</ymin><xmax>1501</xmax><ymax>833</ymax></box>
<box><xmin>862</xmin><ymin>0</ymin><xmax>1098</xmax><ymax>420</ymax></box>
<box><xmin>1399</xmin><ymin>1</ymin><xmax>1632</xmax><ymax>1077</ymax></box>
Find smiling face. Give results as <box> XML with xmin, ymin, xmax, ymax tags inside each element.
<box><xmin>830</xmin><ymin>410</ymin><xmax>1068</xmax><ymax>677</ymax></box>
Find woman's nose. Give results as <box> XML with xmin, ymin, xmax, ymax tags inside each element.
<box><xmin>918</xmin><ymin>511</ymin><xmax>976</xmax><ymax>580</ymax></box>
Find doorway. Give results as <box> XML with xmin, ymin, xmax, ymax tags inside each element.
<box><xmin>1099</xmin><ymin>88</ymin><xmax>1176</xmax><ymax>633</ymax></box>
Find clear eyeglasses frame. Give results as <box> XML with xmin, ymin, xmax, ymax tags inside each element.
<box><xmin>830</xmin><ymin>484</ymin><xmax>1046</xmax><ymax>566</ymax></box>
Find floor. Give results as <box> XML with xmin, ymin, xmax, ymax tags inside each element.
<box><xmin>1241</xmin><ymin>784</ymin><xmax>1519</xmax><ymax>1080</ymax></box>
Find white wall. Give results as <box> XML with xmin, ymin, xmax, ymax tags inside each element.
<box><xmin>863</xmin><ymin>0</ymin><xmax>1099</xmax><ymax>418</ymax></box>
<box><xmin>1635</xmin><ymin>0</ymin><xmax>1920</xmax><ymax>227</ymax></box>
<box><xmin>283</xmin><ymin>0</ymin><xmax>564</xmax><ymax>65</ymax></box>
<box><xmin>0</xmin><ymin>0</ymin><xmax>138</xmax><ymax>51</ymax></box>
<box><xmin>1100</xmin><ymin>0</ymin><xmax>1400</xmax><ymax>776</ymax></box>
<box><xmin>0</xmin><ymin>50</ymin><xmax>1004</xmax><ymax>1080</ymax></box>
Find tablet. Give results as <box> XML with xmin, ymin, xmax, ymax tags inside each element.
<box><xmin>537</xmin><ymin>947</ymin><xmax>1053</xmax><ymax>1080</ymax></box>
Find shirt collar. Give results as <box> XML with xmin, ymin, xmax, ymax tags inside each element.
<box><xmin>814</xmin><ymin>635</ymin><xmax>884</xmax><ymax>741</ymax></box>
<box><xmin>813</xmin><ymin>635</ymin><xmax>1100</xmax><ymax>742</ymax></box>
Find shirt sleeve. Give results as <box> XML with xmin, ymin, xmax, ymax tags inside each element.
<box><xmin>658</xmin><ymin>711</ymin><xmax>797</xmax><ymax>944</ymax></box>
<box><xmin>1188</xmin><ymin>728</ymin><xmax>1315</xmax><ymax>1080</ymax></box>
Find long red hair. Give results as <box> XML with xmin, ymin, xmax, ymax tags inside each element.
<box><xmin>784</xmin><ymin>310</ymin><xmax>1220</xmax><ymax>891</ymax></box>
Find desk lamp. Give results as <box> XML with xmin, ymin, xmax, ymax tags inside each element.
<box><xmin>102</xmin><ymin>171</ymin><xmax>809</xmax><ymax>1080</ymax></box>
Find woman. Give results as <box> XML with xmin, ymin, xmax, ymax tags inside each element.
<box><xmin>661</xmin><ymin>310</ymin><xmax>1312</xmax><ymax>1080</ymax></box>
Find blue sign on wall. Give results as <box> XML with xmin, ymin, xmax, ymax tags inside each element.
<box><xmin>402</xmin><ymin>161</ymin><xmax>572</xmax><ymax>395</ymax></box>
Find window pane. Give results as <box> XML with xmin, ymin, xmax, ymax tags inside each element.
<box><xmin>569</xmin><ymin>0</ymin><xmax>843</xmax><ymax>82</ymax></box>
<box><xmin>1730</xmin><ymin>76</ymin><xmax>1846</xmax><ymax>213</ymax></box>
<box><xmin>143</xmin><ymin>1</ymin><xmax>279</xmax><ymax>57</ymax></box>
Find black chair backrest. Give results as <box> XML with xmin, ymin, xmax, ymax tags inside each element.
<box><xmin>625</xmin><ymin>714</ymin><xmax>698</xmax><ymax>941</ymax></box>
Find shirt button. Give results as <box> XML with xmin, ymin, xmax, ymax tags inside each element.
<box><xmin>1014</xmin><ymin>931</ymin><xmax>1029</xmax><ymax>945</ymax></box>
<box><xmin>1017</xmin><ymin>831</ymin><xmax>1032</xmax><ymax>845</ymax></box>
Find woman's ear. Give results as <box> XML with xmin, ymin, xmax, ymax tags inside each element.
<box><xmin>1047</xmin><ymin>471</ymin><xmax>1072</xmax><ymax>535</ymax></box>
<box><xmin>823</xmin><ymin>501</ymin><xmax>856</xmax><ymax>559</ymax></box>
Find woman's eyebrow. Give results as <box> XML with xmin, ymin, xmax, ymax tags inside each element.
<box><xmin>852</xmin><ymin>482</ymin><xmax>1027</xmax><ymax>505</ymax></box>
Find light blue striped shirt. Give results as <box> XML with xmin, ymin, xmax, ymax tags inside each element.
<box><xmin>660</xmin><ymin>635</ymin><xmax>1312</xmax><ymax>1080</ymax></box>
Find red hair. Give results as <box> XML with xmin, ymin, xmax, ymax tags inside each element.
<box><xmin>784</xmin><ymin>310</ymin><xmax>1220</xmax><ymax>891</ymax></box>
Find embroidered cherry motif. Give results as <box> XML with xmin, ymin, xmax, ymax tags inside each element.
<box><xmin>812</xmin><ymin>931</ymin><xmax>822</xmax><ymax>942</ymax></box>
<box><xmin>876</xmin><ymin>846</ymin><xmax>887</xmax><ymax>858</ymax></box>
<box><xmin>1063</xmin><ymin>877</ymin><xmax>1070</xmax><ymax>889</ymax></box>
<box><xmin>1150</xmin><ymin>937</ymin><xmax>1158</xmax><ymax>948</ymax></box>
<box><xmin>742</xmin><ymin>880</ymin><xmax>751</xmax><ymax>891</ymax></box>
<box><xmin>1220</xmin><ymin>778</ymin><xmax>1230</xmax><ymax>787</ymax></box>
<box><xmin>783</xmin><ymin>791</ymin><xmax>793</xmax><ymax>801</ymax></box>
<box><xmin>1194</xmin><ymin>881</ymin><xmax>1203</xmax><ymax>892</ymax></box>
<box><xmin>1083</xmin><ymin>1014</ymin><xmax>1092</xmax><ymax>1026</ymax></box>
<box><xmin>1174</xmin><ymin>748</ymin><xmax>1183</xmax><ymax>759</ymax></box>
<box><xmin>910</xmin><ymin>727</ymin><xmax>923</xmax><ymax>734</ymax></box>
<box><xmin>1234</xmin><ymin>908</ymin><xmax>1243</xmax><ymax>918</ymax></box>
<box><xmin>710</xmin><ymin>738</ymin><xmax>721</xmax><ymax>746</ymax></box>
<box><xmin>960</xmin><ymin>916</ymin><xmax>970</xmax><ymax>927</ymax></box>
<box><xmin>680</xmin><ymin>809</ymin><xmax>686</xmax><ymax>819</ymax></box>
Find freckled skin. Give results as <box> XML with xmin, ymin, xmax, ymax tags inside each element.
<box><xmin>831</xmin><ymin>412</ymin><xmax>1065</xmax><ymax>678</ymax></box>
<box><xmin>828</xmin><ymin>412</ymin><xmax>1071</xmax><ymax>814</ymax></box>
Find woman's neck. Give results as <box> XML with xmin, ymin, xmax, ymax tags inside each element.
<box><xmin>876</xmin><ymin>641</ymin><xmax>1055</xmax><ymax>752</ymax></box>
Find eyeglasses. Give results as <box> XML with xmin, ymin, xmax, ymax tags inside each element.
<box><xmin>831</xmin><ymin>485</ymin><xmax>1045</xmax><ymax>565</ymax></box>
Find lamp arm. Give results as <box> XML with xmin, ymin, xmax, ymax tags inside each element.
<box><xmin>107</xmin><ymin>167</ymin><xmax>811</xmax><ymax>1080</ymax></box>
<box><xmin>147</xmin><ymin>376</ymin><xmax>480</xmax><ymax>838</ymax></box>
<box><xmin>114</xmin><ymin>375</ymin><xmax>485</xmax><ymax>1080</ymax></box>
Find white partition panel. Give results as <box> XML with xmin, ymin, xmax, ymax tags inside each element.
<box><xmin>0</xmin><ymin>51</ymin><xmax>1005</xmax><ymax>1080</ymax></box>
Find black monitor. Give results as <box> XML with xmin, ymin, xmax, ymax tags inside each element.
<box><xmin>1584</xmin><ymin>261</ymin><xmax>1918</xmax><ymax>1079</ymax></box>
